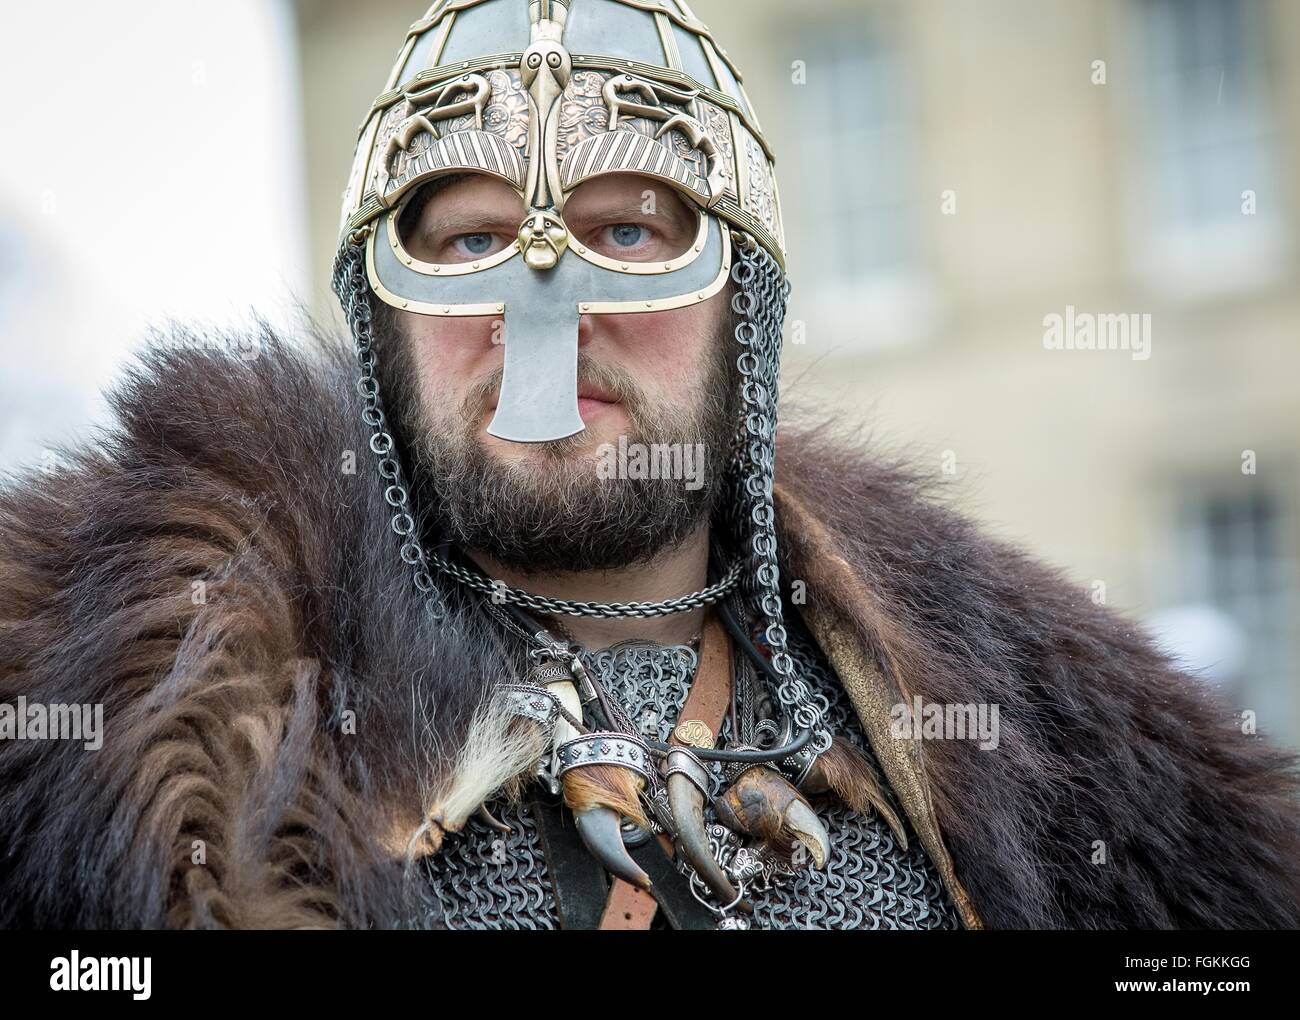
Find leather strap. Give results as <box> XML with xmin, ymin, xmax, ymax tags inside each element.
<box><xmin>529</xmin><ymin>790</ymin><xmax>610</xmax><ymax>930</ymax></box>
<box><xmin>598</xmin><ymin>613</ymin><xmax>734</xmax><ymax>929</ymax></box>
<box><xmin>669</xmin><ymin>614</ymin><xmax>735</xmax><ymax>752</ymax></box>
<box><xmin>624</xmin><ymin>832</ymin><xmax>721</xmax><ymax>929</ymax></box>
<box><xmin>599</xmin><ymin>872</ymin><xmax>658</xmax><ymax>929</ymax></box>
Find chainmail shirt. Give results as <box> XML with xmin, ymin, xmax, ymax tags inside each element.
<box><xmin>416</xmin><ymin>613</ymin><xmax>960</xmax><ymax>930</ymax></box>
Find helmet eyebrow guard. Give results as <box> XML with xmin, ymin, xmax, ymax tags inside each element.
<box><xmin>335</xmin><ymin>0</ymin><xmax>786</xmax><ymax>442</ymax></box>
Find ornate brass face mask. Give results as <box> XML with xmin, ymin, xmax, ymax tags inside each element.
<box><xmin>338</xmin><ymin>0</ymin><xmax>785</xmax><ymax>442</ymax></box>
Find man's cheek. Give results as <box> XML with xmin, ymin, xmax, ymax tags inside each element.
<box><xmin>614</xmin><ymin>312</ymin><xmax>712</xmax><ymax>384</ymax></box>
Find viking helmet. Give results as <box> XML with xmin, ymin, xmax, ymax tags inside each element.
<box><xmin>335</xmin><ymin>0</ymin><xmax>786</xmax><ymax>442</ymax></box>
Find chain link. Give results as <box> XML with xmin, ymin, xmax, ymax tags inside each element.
<box><xmin>728</xmin><ymin>238</ymin><xmax>833</xmax><ymax>754</ymax></box>
<box><xmin>333</xmin><ymin>245</ymin><xmax>450</xmax><ymax>621</ymax></box>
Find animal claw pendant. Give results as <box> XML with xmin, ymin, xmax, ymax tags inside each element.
<box><xmin>715</xmin><ymin>763</ymin><xmax>832</xmax><ymax>870</ymax></box>
<box><xmin>664</xmin><ymin>746</ymin><xmax>743</xmax><ymax>906</ymax></box>
<box><xmin>519</xmin><ymin>657</ymin><xmax>656</xmax><ymax>889</ymax></box>
<box><xmin>556</xmin><ymin>731</ymin><xmax>655</xmax><ymax>889</ymax></box>
<box><xmin>477</xmin><ymin>802</ymin><xmax>512</xmax><ymax>833</ymax></box>
<box><xmin>509</xmin><ymin>654</ymin><xmax>665</xmax><ymax>891</ymax></box>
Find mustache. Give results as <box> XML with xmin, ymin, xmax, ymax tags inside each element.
<box><xmin>459</xmin><ymin>353</ymin><xmax>651</xmax><ymax>426</ymax></box>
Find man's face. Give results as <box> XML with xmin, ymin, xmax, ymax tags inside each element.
<box><xmin>380</xmin><ymin>172</ymin><xmax>739</xmax><ymax>574</ymax></box>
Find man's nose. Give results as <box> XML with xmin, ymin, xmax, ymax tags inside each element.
<box><xmin>577</xmin><ymin>311</ymin><xmax>595</xmax><ymax>349</ymax></box>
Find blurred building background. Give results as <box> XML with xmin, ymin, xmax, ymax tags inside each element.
<box><xmin>3</xmin><ymin>0</ymin><xmax>1299</xmax><ymax>748</ymax></box>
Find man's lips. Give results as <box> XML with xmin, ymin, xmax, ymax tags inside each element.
<box><xmin>486</xmin><ymin>387</ymin><xmax>620</xmax><ymax>417</ymax></box>
<box><xmin>577</xmin><ymin>394</ymin><xmax>618</xmax><ymax>420</ymax></box>
<box><xmin>577</xmin><ymin>385</ymin><xmax>618</xmax><ymax>413</ymax></box>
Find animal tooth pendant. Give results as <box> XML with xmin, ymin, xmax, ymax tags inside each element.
<box><xmin>556</xmin><ymin>732</ymin><xmax>655</xmax><ymax>889</ymax></box>
<box><xmin>715</xmin><ymin>764</ymin><xmax>831</xmax><ymax>870</ymax></box>
<box><xmin>535</xmin><ymin>664</ymin><xmax>582</xmax><ymax>788</ymax></box>
<box><xmin>663</xmin><ymin>746</ymin><xmax>742</xmax><ymax>906</ymax></box>
<box><xmin>513</xmin><ymin>661</ymin><xmax>656</xmax><ymax>888</ymax></box>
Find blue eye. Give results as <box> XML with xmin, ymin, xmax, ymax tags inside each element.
<box><xmin>458</xmin><ymin>233</ymin><xmax>495</xmax><ymax>255</ymax></box>
<box><xmin>610</xmin><ymin>223</ymin><xmax>645</xmax><ymax>247</ymax></box>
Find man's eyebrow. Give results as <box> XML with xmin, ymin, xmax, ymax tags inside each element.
<box><xmin>566</xmin><ymin>200</ymin><xmax>694</xmax><ymax>227</ymax></box>
<box><xmin>415</xmin><ymin>206</ymin><xmax>522</xmax><ymax>234</ymax></box>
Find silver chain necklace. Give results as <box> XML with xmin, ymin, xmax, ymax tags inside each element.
<box><xmin>424</xmin><ymin>548</ymin><xmax>742</xmax><ymax>619</ymax></box>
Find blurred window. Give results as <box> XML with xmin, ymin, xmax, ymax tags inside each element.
<box><xmin>1128</xmin><ymin>0</ymin><xmax>1287</xmax><ymax>292</ymax></box>
<box><xmin>1138</xmin><ymin>0</ymin><xmax>1273</xmax><ymax>227</ymax></box>
<box><xmin>796</xmin><ymin>14</ymin><xmax>920</xmax><ymax>283</ymax></box>
<box><xmin>1171</xmin><ymin>483</ymin><xmax>1299</xmax><ymax>741</ymax></box>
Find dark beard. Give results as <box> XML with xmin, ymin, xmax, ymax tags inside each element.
<box><xmin>373</xmin><ymin>304</ymin><xmax>740</xmax><ymax>575</ymax></box>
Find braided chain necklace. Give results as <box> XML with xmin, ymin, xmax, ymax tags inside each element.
<box><xmin>427</xmin><ymin>549</ymin><xmax>742</xmax><ymax>619</ymax></box>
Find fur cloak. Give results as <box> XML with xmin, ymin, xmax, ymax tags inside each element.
<box><xmin>1</xmin><ymin>325</ymin><xmax>1297</xmax><ymax>929</ymax></box>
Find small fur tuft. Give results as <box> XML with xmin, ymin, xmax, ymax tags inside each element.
<box><xmin>808</xmin><ymin>736</ymin><xmax>908</xmax><ymax>849</ymax></box>
<box><xmin>561</xmin><ymin>764</ymin><xmax>649</xmax><ymax>830</ymax></box>
<box><xmin>428</xmin><ymin>692</ymin><xmax>550</xmax><ymax>835</ymax></box>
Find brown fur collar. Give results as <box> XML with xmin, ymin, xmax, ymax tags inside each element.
<box><xmin>1</xmin><ymin>328</ymin><xmax>1297</xmax><ymax>928</ymax></box>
